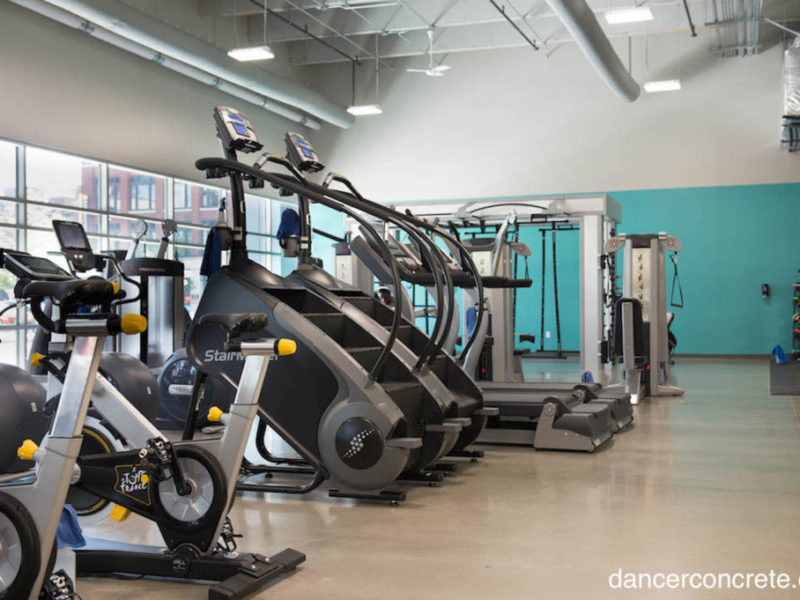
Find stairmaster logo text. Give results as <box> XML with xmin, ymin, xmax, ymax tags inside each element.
<box><xmin>204</xmin><ymin>349</ymin><xmax>245</xmax><ymax>362</ymax></box>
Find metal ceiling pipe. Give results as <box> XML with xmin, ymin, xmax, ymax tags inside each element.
<box><xmin>10</xmin><ymin>0</ymin><xmax>323</xmax><ymax>129</ymax></box>
<box><xmin>544</xmin><ymin>0</ymin><xmax>640</xmax><ymax>102</ymax></box>
<box><xmin>13</xmin><ymin>0</ymin><xmax>354</xmax><ymax>128</ymax></box>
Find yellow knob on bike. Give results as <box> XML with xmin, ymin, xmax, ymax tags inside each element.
<box><xmin>277</xmin><ymin>339</ymin><xmax>297</xmax><ymax>356</ymax></box>
<box><xmin>208</xmin><ymin>406</ymin><xmax>224</xmax><ymax>422</ymax></box>
<box><xmin>120</xmin><ymin>314</ymin><xmax>148</xmax><ymax>335</ymax></box>
<box><xmin>111</xmin><ymin>281</ymin><xmax>120</xmax><ymax>294</ymax></box>
<box><xmin>110</xmin><ymin>504</ymin><xmax>131</xmax><ymax>522</ymax></box>
<box><xmin>30</xmin><ymin>353</ymin><xmax>44</xmax><ymax>368</ymax></box>
<box><xmin>17</xmin><ymin>439</ymin><xmax>39</xmax><ymax>461</ymax></box>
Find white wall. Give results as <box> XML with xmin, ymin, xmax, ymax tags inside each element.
<box><xmin>309</xmin><ymin>30</ymin><xmax>799</xmax><ymax>201</ymax></box>
<box><xmin>0</xmin><ymin>1</ymin><xmax>309</xmax><ymax>182</ymax></box>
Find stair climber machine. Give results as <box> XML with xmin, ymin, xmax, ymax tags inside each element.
<box><xmin>604</xmin><ymin>233</ymin><xmax>685</xmax><ymax>403</ymax></box>
<box><xmin>180</xmin><ymin>105</ymin><xmax>487</xmax><ymax>503</ymax></box>
<box><xmin>264</xmin><ymin>132</ymin><xmax>495</xmax><ymax>479</ymax></box>
<box><xmin>5</xmin><ymin>246</ymin><xmax>305</xmax><ymax>598</ymax></box>
<box><xmin>0</xmin><ymin>250</ymin><xmax>123</xmax><ymax>599</ymax></box>
<box><xmin>348</xmin><ymin>211</ymin><xmax>633</xmax><ymax>452</ymax></box>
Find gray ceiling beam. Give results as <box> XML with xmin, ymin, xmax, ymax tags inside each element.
<box><xmin>246</xmin><ymin>0</ymin><xmax>698</xmax><ymax>45</ymax></box>
<box><xmin>285</xmin><ymin>18</ymin><xmax>706</xmax><ymax>64</ymax></box>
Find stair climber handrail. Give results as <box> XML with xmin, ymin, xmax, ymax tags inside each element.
<box><xmin>195</xmin><ymin>156</ymin><xmax>485</xmax><ymax>366</ymax></box>
<box><xmin>307</xmin><ymin>174</ymin><xmax>485</xmax><ymax>365</ymax></box>
<box><xmin>196</xmin><ymin>156</ymin><xmax>403</xmax><ymax>383</ymax></box>
<box><xmin>322</xmin><ymin>173</ymin><xmax>453</xmax><ymax>370</ymax></box>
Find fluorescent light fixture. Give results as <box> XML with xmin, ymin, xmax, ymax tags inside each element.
<box><xmin>227</xmin><ymin>45</ymin><xmax>275</xmax><ymax>61</ymax></box>
<box><xmin>604</xmin><ymin>6</ymin><xmax>654</xmax><ymax>24</ymax></box>
<box><xmin>347</xmin><ymin>104</ymin><xmax>383</xmax><ymax>116</ymax></box>
<box><xmin>643</xmin><ymin>79</ymin><xmax>682</xmax><ymax>93</ymax></box>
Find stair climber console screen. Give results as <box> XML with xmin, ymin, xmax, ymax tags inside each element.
<box><xmin>285</xmin><ymin>132</ymin><xmax>324</xmax><ymax>173</ymax></box>
<box><xmin>214</xmin><ymin>106</ymin><xmax>262</xmax><ymax>153</ymax></box>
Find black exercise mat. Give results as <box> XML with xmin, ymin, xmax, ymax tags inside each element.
<box><xmin>769</xmin><ymin>360</ymin><xmax>800</xmax><ymax>395</ymax></box>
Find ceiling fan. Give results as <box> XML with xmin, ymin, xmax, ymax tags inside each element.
<box><xmin>406</xmin><ymin>27</ymin><xmax>451</xmax><ymax>77</ymax></box>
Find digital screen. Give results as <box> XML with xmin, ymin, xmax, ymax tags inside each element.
<box><xmin>9</xmin><ymin>254</ymin><xmax>70</xmax><ymax>277</ymax></box>
<box><xmin>233</xmin><ymin>123</ymin><xmax>248</xmax><ymax>136</ymax></box>
<box><xmin>301</xmin><ymin>147</ymin><xmax>314</xmax><ymax>159</ymax></box>
<box><xmin>53</xmin><ymin>221</ymin><xmax>91</xmax><ymax>250</ymax></box>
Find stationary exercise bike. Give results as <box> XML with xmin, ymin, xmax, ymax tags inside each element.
<box><xmin>0</xmin><ymin>247</ymin><xmax>140</xmax><ymax>599</ymax></box>
<box><xmin>13</xmin><ymin>250</ymin><xmax>304</xmax><ymax>598</ymax></box>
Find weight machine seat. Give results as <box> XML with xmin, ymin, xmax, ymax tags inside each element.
<box><xmin>481</xmin><ymin>277</ymin><xmax>533</xmax><ymax>289</ymax></box>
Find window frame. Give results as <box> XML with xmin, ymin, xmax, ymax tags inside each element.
<box><xmin>0</xmin><ymin>137</ymin><xmax>283</xmax><ymax>368</ymax></box>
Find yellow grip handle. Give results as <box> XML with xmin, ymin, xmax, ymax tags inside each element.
<box><xmin>30</xmin><ymin>353</ymin><xmax>44</xmax><ymax>368</ymax></box>
<box><xmin>277</xmin><ymin>339</ymin><xmax>297</xmax><ymax>356</ymax></box>
<box><xmin>110</xmin><ymin>504</ymin><xmax>131</xmax><ymax>522</ymax></box>
<box><xmin>208</xmin><ymin>406</ymin><xmax>224</xmax><ymax>422</ymax></box>
<box><xmin>17</xmin><ymin>439</ymin><xmax>39</xmax><ymax>461</ymax></box>
<box><xmin>111</xmin><ymin>281</ymin><xmax>120</xmax><ymax>294</ymax></box>
<box><xmin>120</xmin><ymin>314</ymin><xmax>148</xmax><ymax>335</ymax></box>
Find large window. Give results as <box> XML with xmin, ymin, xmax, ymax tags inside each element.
<box><xmin>108</xmin><ymin>176</ymin><xmax>120</xmax><ymax>211</ymax></box>
<box><xmin>26</xmin><ymin>147</ymin><xmax>101</xmax><ymax>209</ymax></box>
<box><xmin>0</xmin><ymin>142</ymin><xmax>17</xmax><ymax>198</ymax></box>
<box><xmin>0</xmin><ymin>140</ymin><xmax>284</xmax><ymax>368</ymax></box>
<box><xmin>108</xmin><ymin>166</ymin><xmax>165</xmax><ymax>220</ymax></box>
<box><xmin>130</xmin><ymin>175</ymin><xmax>156</xmax><ymax>212</ymax></box>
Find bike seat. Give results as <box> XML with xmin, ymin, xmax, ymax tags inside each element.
<box><xmin>23</xmin><ymin>277</ymin><xmax>115</xmax><ymax>305</ymax></box>
<box><xmin>198</xmin><ymin>313</ymin><xmax>269</xmax><ymax>336</ymax></box>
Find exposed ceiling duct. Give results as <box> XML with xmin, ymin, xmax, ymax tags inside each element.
<box><xmin>544</xmin><ymin>0</ymin><xmax>640</xmax><ymax>102</ymax></box>
<box><xmin>10</xmin><ymin>0</ymin><xmax>354</xmax><ymax>129</ymax></box>
<box><xmin>708</xmin><ymin>0</ymin><xmax>763</xmax><ymax>57</ymax></box>
<box><xmin>781</xmin><ymin>37</ymin><xmax>800</xmax><ymax>152</ymax></box>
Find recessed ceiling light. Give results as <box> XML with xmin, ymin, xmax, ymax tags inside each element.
<box><xmin>604</xmin><ymin>6</ymin><xmax>654</xmax><ymax>24</ymax></box>
<box><xmin>347</xmin><ymin>104</ymin><xmax>383</xmax><ymax>116</ymax></box>
<box><xmin>227</xmin><ymin>45</ymin><xmax>275</xmax><ymax>62</ymax></box>
<box><xmin>644</xmin><ymin>79</ymin><xmax>682</xmax><ymax>93</ymax></box>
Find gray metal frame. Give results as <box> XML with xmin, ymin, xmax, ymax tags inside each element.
<box><xmin>0</xmin><ymin>324</ymin><xmax>107</xmax><ymax>599</ymax></box>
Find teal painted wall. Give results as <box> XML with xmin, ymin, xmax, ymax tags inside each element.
<box><xmin>298</xmin><ymin>182</ymin><xmax>800</xmax><ymax>356</ymax></box>
<box><xmin>611</xmin><ymin>183</ymin><xmax>799</xmax><ymax>355</ymax></box>
<box><xmin>484</xmin><ymin>183</ymin><xmax>800</xmax><ymax>356</ymax></box>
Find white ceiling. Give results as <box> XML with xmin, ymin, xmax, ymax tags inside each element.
<box><xmin>194</xmin><ymin>0</ymin><xmax>800</xmax><ymax>64</ymax></box>
<box><xmin>122</xmin><ymin>0</ymin><xmax>800</xmax><ymax>68</ymax></box>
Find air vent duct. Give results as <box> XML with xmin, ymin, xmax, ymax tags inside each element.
<box><xmin>781</xmin><ymin>37</ymin><xmax>800</xmax><ymax>152</ymax></box>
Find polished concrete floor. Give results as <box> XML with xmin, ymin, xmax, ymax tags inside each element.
<box><xmin>80</xmin><ymin>357</ymin><xmax>800</xmax><ymax>599</ymax></box>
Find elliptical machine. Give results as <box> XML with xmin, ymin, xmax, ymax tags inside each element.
<box><xmin>0</xmin><ymin>248</ymin><xmax>136</xmax><ymax>599</ymax></box>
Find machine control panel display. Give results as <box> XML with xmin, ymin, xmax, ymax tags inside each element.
<box><xmin>53</xmin><ymin>220</ymin><xmax>91</xmax><ymax>251</ymax></box>
<box><xmin>53</xmin><ymin>220</ymin><xmax>97</xmax><ymax>272</ymax></box>
<box><xmin>1</xmin><ymin>250</ymin><xmax>71</xmax><ymax>281</ymax></box>
<box><xmin>284</xmin><ymin>132</ymin><xmax>324</xmax><ymax>173</ymax></box>
<box><xmin>213</xmin><ymin>106</ymin><xmax>263</xmax><ymax>154</ymax></box>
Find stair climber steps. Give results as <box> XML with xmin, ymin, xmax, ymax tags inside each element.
<box><xmin>304</xmin><ymin>312</ymin><xmax>375</xmax><ymax>348</ymax></box>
